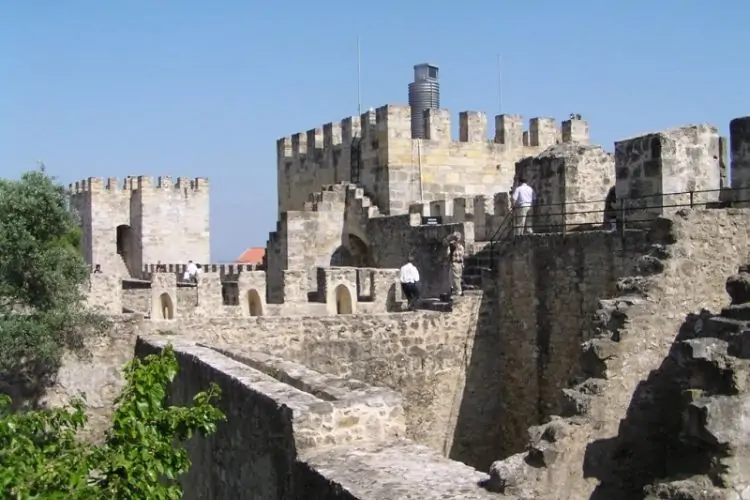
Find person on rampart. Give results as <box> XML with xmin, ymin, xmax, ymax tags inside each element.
<box><xmin>93</xmin><ymin>264</ymin><xmax>102</xmax><ymax>273</ymax></box>
<box><xmin>398</xmin><ymin>255</ymin><xmax>420</xmax><ymax>311</ymax></box>
<box><xmin>183</xmin><ymin>260</ymin><xmax>199</xmax><ymax>283</ymax></box>
<box><xmin>512</xmin><ymin>177</ymin><xmax>535</xmax><ymax>236</ymax></box>
<box><xmin>446</xmin><ymin>232</ymin><xmax>465</xmax><ymax>297</ymax></box>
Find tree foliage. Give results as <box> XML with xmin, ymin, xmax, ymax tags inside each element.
<box><xmin>0</xmin><ymin>170</ymin><xmax>105</xmax><ymax>405</ymax></box>
<box><xmin>0</xmin><ymin>345</ymin><xmax>226</xmax><ymax>499</ymax></box>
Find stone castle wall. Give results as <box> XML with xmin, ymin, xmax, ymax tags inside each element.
<box><xmin>487</xmin><ymin>208</ymin><xmax>750</xmax><ymax>499</ymax></box>
<box><xmin>455</xmin><ymin>230</ymin><xmax>648</xmax><ymax>469</ymax></box>
<box><xmin>67</xmin><ymin>228</ymin><xmax>648</xmax><ymax>472</ymax></box>
<box><xmin>615</xmin><ymin>124</ymin><xmax>722</xmax><ymax>223</ymax></box>
<box><xmin>135</xmin><ymin>337</ymin><xmax>495</xmax><ymax>499</ymax></box>
<box><xmin>277</xmin><ymin>103</ymin><xmax>591</xmax><ymax>217</ymax></box>
<box><xmin>69</xmin><ymin>175</ymin><xmax>210</xmax><ymax>277</ymax></box>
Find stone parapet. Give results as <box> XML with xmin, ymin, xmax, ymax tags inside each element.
<box><xmin>69</xmin><ymin>176</ymin><xmax>208</xmax><ymax>194</ymax></box>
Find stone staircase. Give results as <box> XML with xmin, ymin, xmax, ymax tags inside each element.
<box><xmin>462</xmin><ymin>241</ymin><xmax>493</xmax><ymax>290</ymax></box>
<box><xmin>302</xmin><ymin>182</ymin><xmax>380</xmax><ymax>219</ymax></box>
<box><xmin>643</xmin><ymin>267</ymin><xmax>750</xmax><ymax>499</ymax></box>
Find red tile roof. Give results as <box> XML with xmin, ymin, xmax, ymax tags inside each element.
<box><xmin>236</xmin><ymin>247</ymin><xmax>265</xmax><ymax>265</ymax></box>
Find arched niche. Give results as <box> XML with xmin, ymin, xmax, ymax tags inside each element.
<box><xmin>247</xmin><ymin>289</ymin><xmax>264</xmax><ymax>317</ymax></box>
<box><xmin>334</xmin><ymin>284</ymin><xmax>353</xmax><ymax>315</ymax></box>
<box><xmin>116</xmin><ymin>224</ymin><xmax>136</xmax><ymax>276</ymax></box>
<box><xmin>160</xmin><ymin>292</ymin><xmax>174</xmax><ymax>320</ymax></box>
<box><xmin>330</xmin><ymin>234</ymin><xmax>374</xmax><ymax>267</ymax></box>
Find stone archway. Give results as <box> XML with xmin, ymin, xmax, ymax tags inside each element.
<box><xmin>330</xmin><ymin>234</ymin><xmax>374</xmax><ymax>267</ymax></box>
<box><xmin>159</xmin><ymin>292</ymin><xmax>174</xmax><ymax>320</ymax></box>
<box><xmin>116</xmin><ymin>224</ymin><xmax>136</xmax><ymax>276</ymax></box>
<box><xmin>335</xmin><ymin>284</ymin><xmax>353</xmax><ymax>314</ymax></box>
<box><xmin>247</xmin><ymin>289</ymin><xmax>263</xmax><ymax>317</ymax></box>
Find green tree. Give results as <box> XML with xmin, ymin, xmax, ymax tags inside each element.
<box><xmin>0</xmin><ymin>345</ymin><xmax>226</xmax><ymax>499</ymax></box>
<box><xmin>0</xmin><ymin>170</ymin><xmax>105</xmax><ymax>406</ymax></box>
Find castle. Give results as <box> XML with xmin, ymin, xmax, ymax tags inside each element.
<box><xmin>61</xmin><ymin>99</ymin><xmax>750</xmax><ymax>498</ymax></box>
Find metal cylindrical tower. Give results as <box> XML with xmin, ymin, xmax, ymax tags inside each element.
<box><xmin>408</xmin><ymin>63</ymin><xmax>440</xmax><ymax>139</ymax></box>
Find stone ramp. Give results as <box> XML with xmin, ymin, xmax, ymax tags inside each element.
<box><xmin>300</xmin><ymin>440</ymin><xmax>499</xmax><ymax>499</ymax></box>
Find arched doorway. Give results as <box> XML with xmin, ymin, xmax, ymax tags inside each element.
<box><xmin>160</xmin><ymin>292</ymin><xmax>174</xmax><ymax>320</ymax></box>
<box><xmin>335</xmin><ymin>284</ymin><xmax>353</xmax><ymax>314</ymax></box>
<box><xmin>330</xmin><ymin>234</ymin><xmax>374</xmax><ymax>267</ymax></box>
<box><xmin>116</xmin><ymin>224</ymin><xmax>136</xmax><ymax>276</ymax></box>
<box><xmin>247</xmin><ymin>289</ymin><xmax>263</xmax><ymax>317</ymax></box>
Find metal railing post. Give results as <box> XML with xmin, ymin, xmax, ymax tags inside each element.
<box><xmin>689</xmin><ymin>190</ymin><xmax>694</xmax><ymax>208</ymax></box>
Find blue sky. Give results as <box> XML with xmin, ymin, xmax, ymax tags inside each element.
<box><xmin>2</xmin><ymin>1</ymin><xmax>747</xmax><ymax>261</ymax></box>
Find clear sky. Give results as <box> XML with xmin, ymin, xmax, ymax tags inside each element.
<box><xmin>2</xmin><ymin>1</ymin><xmax>747</xmax><ymax>261</ymax></box>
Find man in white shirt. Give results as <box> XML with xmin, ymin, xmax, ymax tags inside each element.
<box><xmin>183</xmin><ymin>260</ymin><xmax>199</xmax><ymax>283</ymax></box>
<box><xmin>399</xmin><ymin>256</ymin><xmax>420</xmax><ymax>311</ymax></box>
<box><xmin>512</xmin><ymin>177</ymin><xmax>535</xmax><ymax>236</ymax></box>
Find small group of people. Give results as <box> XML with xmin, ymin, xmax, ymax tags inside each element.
<box><xmin>182</xmin><ymin>260</ymin><xmax>203</xmax><ymax>283</ymax></box>
<box><xmin>398</xmin><ymin>231</ymin><xmax>467</xmax><ymax>310</ymax></box>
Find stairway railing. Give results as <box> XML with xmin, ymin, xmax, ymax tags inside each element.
<box><xmin>487</xmin><ymin>187</ymin><xmax>740</xmax><ymax>270</ymax></box>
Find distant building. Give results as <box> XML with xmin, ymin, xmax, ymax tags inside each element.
<box><xmin>236</xmin><ymin>246</ymin><xmax>265</xmax><ymax>266</ymax></box>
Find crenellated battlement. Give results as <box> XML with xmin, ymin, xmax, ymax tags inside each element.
<box><xmin>276</xmin><ymin>103</ymin><xmax>592</xmax><ymax>216</ymax></box>
<box><xmin>277</xmin><ymin>104</ymin><xmax>591</xmax><ymax>161</ymax></box>
<box><xmin>140</xmin><ymin>262</ymin><xmax>262</xmax><ymax>281</ymax></box>
<box><xmin>68</xmin><ymin>175</ymin><xmax>209</xmax><ymax>194</ymax></box>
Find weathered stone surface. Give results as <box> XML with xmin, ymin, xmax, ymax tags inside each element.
<box><xmin>614</xmin><ymin>125</ymin><xmax>722</xmax><ymax>225</ymax></box>
<box><xmin>51</xmin><ymin>112</ymin><xmax>750</xmax><ymax>498</ymax></box>
<box><xmin>515</xmin><ymin>142</ymin><xmax>615</xmax><ymax>232</ymax></box>
<box><xmin>136</xmin><ymin>337</ymin><xmax>495</xmax><ymax>499</ymax></box>
<box><xmin>487</xmin><ymin>208</ymin><xmax>750</xmax><ymax>500</ymax></box>
<box><xmin>69</xmin><ymin>176</ymin><xmax>210</xmax><ymax>277</ymax></box>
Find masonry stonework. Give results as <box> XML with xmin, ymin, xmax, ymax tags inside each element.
<box><xmin>136</xmin><ymin>337</ymin><xmax>496</xmax><ymax>499</ymax></box>
<box><xmin>614</xmin><ymin>124</ymin><xmax>722</xmax><ymax>224</ymax></box>
<box><xmin>278</xmin><ymin>104</ymin><xmax>591</xmax><ymax>218</ymax></box>
<box><xmin>69</xmin><ymin>176</ymin><xmax>209</xmax><ymax>277</ymax></box>
<box><xmin>50</xmin><ymin>112</ymin><xmax>750</xmax><ymax>497</ymax></box>
<box><xmin>516</xmin><ymin>143</ymin><xmax>615</xmax><ymax>232</ymax></box>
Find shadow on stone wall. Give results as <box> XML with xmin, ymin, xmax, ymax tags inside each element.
<box><xmin>448</xmin><ymin>283</ymin><xmax>501</xmax><ymax>469</ymax></box>
<box><xmin>449</xmin><ymin>231</ymin><xmax>648</xmax><ymax>472</ymax></box>
<box><xmin>0</xmin><ymin>359</ymin><xmax>60</xmax><ymax>411</ymax></box>
<box><xmin>584</xmin><ymin>311</ymin><xmax>716</xmax><ymax>499</ymax></box>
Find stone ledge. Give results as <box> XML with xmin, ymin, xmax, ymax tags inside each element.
<box><xmin>205</xmin><ymin>345</ymin><xmax>404</xmax><ymax>406</ymax></box>
<box><xmin>138</xmin><ymin>336</ymin><xmax>405</xmax><ymax>451</ymax></box>
<box><xmin>299</xmin><ymin>439</ymin><xmax>498</xmax><ymax>499</ymax></box>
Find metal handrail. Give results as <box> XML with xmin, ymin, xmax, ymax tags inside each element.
<box><xmin>487</xmin><ymin>187</ymin><xmax>740</xmax><ymax>269</ymax></box>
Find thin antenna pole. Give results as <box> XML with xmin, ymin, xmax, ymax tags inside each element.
<box><xmin>496</xmin><ymin>54</ymin><xmax>503</xmax><ymax>115</ymax></box>
<box><xmin>357</xmin><ymin>37</ymin><xmax>362</xmax><ymax>116</ymax></box>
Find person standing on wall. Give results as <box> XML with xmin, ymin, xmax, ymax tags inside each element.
<box><xmin>398</xmin><ymin>255</ymin><xmax>421</xmax><ymax>311</ymax></box>
<box><xmin>512</xmin><ymin>177</ymin><xmax>535</xmax><ymax>236</ymax></box>
<box><xmin>446</xmin><ymin>232</ymin><xmax>465</xmax><ymax>297</ymax></box>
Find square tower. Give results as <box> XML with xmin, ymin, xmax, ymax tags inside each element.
<box><xmin>69</xmin><ymin>175</ymin><xmax>210</xmax><ymax>277</ymax></box>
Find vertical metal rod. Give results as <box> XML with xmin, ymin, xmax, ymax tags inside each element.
<box><xmin>357</xmin><ymin>37</ymin><xmax>362</xmax><ymax>116</ymax></box>
<box><xmin>496</xmin><ymin>54</ymin><xmax>503</xmax><ymax>115</ymax></box>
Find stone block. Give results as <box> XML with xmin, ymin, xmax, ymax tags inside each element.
<box><xmin>731</xmin><ymin>117</ymin><xmax>750</xmax><ymax>207</ymax></box>
<box><xmin>495</xmin><ymin>114</ymin><xmax>524</xmax><ymax>147</ymax></box>
<box><xmin>459</xmin><ymin>111</ymin><xmax>488</xmax><ymax>142</ymax></box>
<box><xmin>561</xmin><ymin>119</ymin><xmax>589</xmax><ymax>144</ymax></box>
<box><xmin>529</xmin><ymin>117</ymin><xmax>558</xmax><ymax>148</ymax></box>
<box><xmin>516</xmin><ymin>143</ymin><xmax>614</xmax><ymax>232</ymax></box>
<box><xmin>614</xmin><ymin>125</ymin><xmax>721</xmax><ymax>223</ymax></box>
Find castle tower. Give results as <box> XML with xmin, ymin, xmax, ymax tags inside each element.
<box><xmin>69</xmin><ymin>176</ymin><xmax>210</xmax><ymax>277</ymax></box>
<box><xmin>408</xmin><ymin>63</ymin><xmax>440</xmax><ymax>139</ymax></box>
